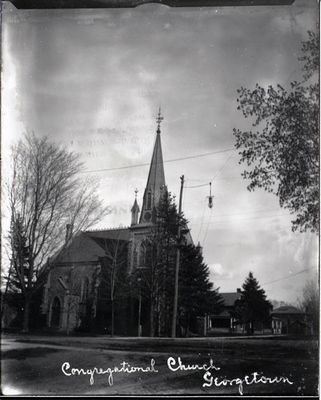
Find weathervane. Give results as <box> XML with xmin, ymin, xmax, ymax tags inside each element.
<box><xmin>156</xmin><ymin>107</ymin><xmax>164</xmax><ymax>132</ymax></box>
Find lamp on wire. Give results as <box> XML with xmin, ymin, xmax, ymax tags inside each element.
<box><xmin>207</xmin><ymin>182</ymin><xmax>214</xmax><ymax>209</ymax></box>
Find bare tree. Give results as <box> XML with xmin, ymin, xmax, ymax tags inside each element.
<box><xmin>6</xmin><ymin>132</ymin><xmax>110</xmax><ymax>332</ymax></box>
<box><xmin>97</xmin><ymin>235</ymin><xmax>129</xmax><ymax>336</ymax></box>
<box><xmin>297</xmin><ymin>279</ymin><xmax>319</xmax><ymax>335</ymax></box>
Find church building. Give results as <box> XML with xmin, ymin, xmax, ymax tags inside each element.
<box><xmin>37</xmin><ymin>110</ymin><xmax>192</xmax><ymax>335</ymax></box>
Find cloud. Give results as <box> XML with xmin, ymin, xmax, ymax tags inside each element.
<box><xmin>208</xmin><ymin>263</ymin><xmax>235</xmax><ymax>282</ymax></box>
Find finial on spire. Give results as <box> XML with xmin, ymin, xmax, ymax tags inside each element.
<box><xmin>135</xmin><ymin>188</ymin><xmax>138</xmax><ymax>199</ymax></box>
<box><xmin>156</xmin><ymin>107</ymin><xmax>164</xmax><ymax>133</ymax></box>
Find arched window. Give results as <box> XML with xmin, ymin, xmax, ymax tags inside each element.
<box><xmin>138</xmin><ymin>242</ymin><xmax>145</xmax><ymax>267</ymax></box>
<box><xmin>138</xmin><ymin>240</ymin><xmax>152</xmax><ymax>268</ymax></box>
<box><xmin>50</xmin><ymin>297</ymin><xmax>61</xmax><ymax>328</ymax></box>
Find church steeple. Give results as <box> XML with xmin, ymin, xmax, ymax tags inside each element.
<box><xmin>139</xmin><ymin>108</ymin><xmax>166</xmax><ymax>224</ymax></box>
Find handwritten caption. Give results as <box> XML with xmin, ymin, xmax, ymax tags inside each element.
<box><xmin>61</xmin><ymin>356</ymin><xmax>293</xmax><ymax>395</ymax></box>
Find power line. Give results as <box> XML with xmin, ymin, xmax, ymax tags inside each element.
<box><xmin>185</xmin><ymin>183</ymin><xmax>210</xmax><ymax>189</ymax></box>
<box><xmin>189</xmin><ymin>208</ymin><xmax>286</xmax><ymax>219</ymax></box>
<box><xmin>262</xmin><ymin>268</ymin><xmax>313</xmax><ymax>286</ymax></box>
<box><xmin>200</xmin><ymin>153</ymin><xmax>235</xmax><ymax>246</ymax></box>
<box><xmin>196</xmin><ymin>197</ymin><xmax>207</xmax><ymax>243</ymax></box>
<box><xmin>82</xmin><ymin>148</ymin><xmax>235</xmax><ymax>174</ymax></box>
<box><xmin>190</xmin><ymin>213</ymin><xmax>290</xmax><ymax>225</ymax></box>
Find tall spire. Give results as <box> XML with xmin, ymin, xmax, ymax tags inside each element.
<box><xmin>139</xmin><ymin>108</ymin><xmax>166</xmax><ymax>224</ymax></box>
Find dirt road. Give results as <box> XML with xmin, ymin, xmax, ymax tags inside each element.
<box><xmin>1</xmin><ymin>334</ymin><xmax>318</xmax><ymax>396</ymax></box>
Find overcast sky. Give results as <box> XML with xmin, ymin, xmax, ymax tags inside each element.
<box><xmin>2</xmin><ymin>0</ymin><xmax>319</xmax><ymax>304</ymax></box>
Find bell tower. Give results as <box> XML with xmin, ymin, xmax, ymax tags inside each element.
<box><xmin>128</xmin><ymin>108</ymin><xmax>167</xmax><ymax>272</ymax></box>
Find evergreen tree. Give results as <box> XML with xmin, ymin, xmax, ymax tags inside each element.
<box><xmin>1</xmin><ymin>216</ymin><xmax>30</xmax><ymax>328</ymax></box>
<box><xmin>233</xmin><ymin>272</ymin><xmax>272</xmax><ymax>334</ymax></box>
<box><xmin>178</xmin><ymin>244</ymin><xmax>224</xmax><ymax>336</ymax></box>
<box><xmin>7</xmin><ymin>215</ymin><xmax>30</xmax><ymax>294</ymax></box>
<box><xmin>132</xmin><ymin>190</ymin><xmax>223</xmax><ymax>338</ymax></box>
<box><xmin>132</xmin><ymin>190</ymin><xmax>184</xmax><ymax>337</ymax></box>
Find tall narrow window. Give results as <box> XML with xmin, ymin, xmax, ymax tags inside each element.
<box><xmin>50</xmin><ymin>297</ymin><xmax>61</xmax><ymax>328</ymax></box>
<box><xmin>147</xmin><ymin>191</ymin><xmax>152</xmax><ymax>210</ymax></box>
<box><xmin>81</xmin><ymin>277</ymin><xmax>89</xmax><ymax>303</ymax></box>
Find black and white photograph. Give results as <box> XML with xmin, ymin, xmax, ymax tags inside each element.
<box><xmin>1</xmin><ymin>0</ymin><xmax>319</xmax><ymax>396</ymax></box>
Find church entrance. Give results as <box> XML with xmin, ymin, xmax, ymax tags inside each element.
<box><xmin>50</xmin><ymin>297</ymin><xmax>61</xmax><ymax>328</ymax></box>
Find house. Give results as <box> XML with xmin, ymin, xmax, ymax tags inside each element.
<box><xmin>271</xmin><ymin>305</ymin><xmax>311</xmax><ymax>335</ymax></box>
<box><xmin>208</xmin><ymin>289</ymin><xmax>242</xmax><ymax>333</ymax></box>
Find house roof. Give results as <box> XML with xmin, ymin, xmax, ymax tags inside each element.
<box><xmin>221</xmin><ymin>292</ymin><xmax>241</xmax><ymax>307</ymax></box>
<box><xmin>271</xmin><ymin>305</ymin><xmax>305</xmax><ymax>315</ymax></box>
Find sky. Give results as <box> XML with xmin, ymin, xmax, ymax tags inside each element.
<box><xmin>2</xmin><ymin>0</ymin><xmax>319</xmax><ymax>304</ymax></box>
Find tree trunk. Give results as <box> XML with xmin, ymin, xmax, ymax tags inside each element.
<box><xmin>22</xmin><ymin>294</ymin><xmax>31</xmax><ymax>333</ymax></box>
<box><xmin>149</xmin><ymin>297</ymin><xmax>154</xmax><ymax>337</ymax></box>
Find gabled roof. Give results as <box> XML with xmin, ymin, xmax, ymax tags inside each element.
<box><xmin>52</xmin><ymin>232</ymin><xmax>106</xmax><ymax>264</ymax></box>
<box><xmin>43</xmin><ymin>228</ymin><xmax>130</xmax><ymax>267</ymax></box>
<box><xmin>221</xmin><ymin>292</ymin><xmax>241</xmax><ymax>307</ymax></box>
<box><xmin>85</xmin><ymin>228</ymin><xmax>130</xmax><ymax>242</ymax></box>
<box><xmin>271</xmin><ymin>305</ymin><xmax>305</xmax><ymax>315</ymax></box>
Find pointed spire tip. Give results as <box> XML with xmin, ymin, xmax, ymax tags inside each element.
<box><xmin>156</xmin><ymin>107</ymin><xmax>164</xmax><ymax>133</ymax></box>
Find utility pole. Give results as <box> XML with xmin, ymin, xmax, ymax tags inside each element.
<box><xmin>171</xmin><ymin>175</ymin><xmax>184</xmax><ymax>338</ymax></box>
<box><xmin>137</xmin><ymin>277</ymin><xmax>142</xmax><ymax>337</ymax></box>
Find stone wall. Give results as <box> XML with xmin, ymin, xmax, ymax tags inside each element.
<box><xmin>42</xmin><ymin>262</ymin><xmax>100</xmax><ymax>332</ymax></box>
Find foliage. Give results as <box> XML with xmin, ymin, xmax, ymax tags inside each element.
<box><xmin>130</xmin><ymin>190</ymin><xmax>183</xmax><ymax>336</ymax></box>
<box><xmin>178</xmin><ymin>244</ymin><xmax>224</xmax><ymax>336</ymax></box>
<box><xmin>233</xmin><ymin>31</ymin><xmax>319</xmax><ymax>233</ymax></box>
<box><xmin>233</xmin><ymin>272</ymin><xmax>272</xmax><ymax>334</ymax></box>
<box><xmin>5</xmin><ymin>215</ymin><xmax>30</xmax><ymax>293</ymax></box>
<box><xmin>131</xmin><ymin>190</ymin><xmax>223</xmax><ymax>337</ymax></box>
<box><xmin>6</xmin><ymin>132</ymin><xmax>109</xmax><ymax>332</ymax></box>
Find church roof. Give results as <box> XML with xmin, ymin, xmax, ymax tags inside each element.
<box><xmin>40</xmin><ymin>228</ymin><xmax>130</xmax><ymax>268</ymax></box>
<box><xmin>85</xmin><ymin>227</ymin><xmax>130</xmax><ymax>241</ymax></box>
<box><xmin>145</xmin><ymin>130</ymin><xmax>165</xmax><ymax>196</ymax></box>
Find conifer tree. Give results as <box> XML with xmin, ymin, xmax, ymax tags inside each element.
<box><xmin>132</xmin><ymin>190</ymin><xmax>223</xmax><ymax>337</ymax></box>
<box><xmin>132</xmin><ymin>190</ymin><xmax>183</xmax><ymax>336</ymax></box>
<box><xmin>233</xmin><ymin>271</ymin><xmax>272</xmax><ymax>334</ymax></box>
<box><xmin>178</xmin><ymin>244</ymin><xmax>224</xmax><ymax>336</ymax></box>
